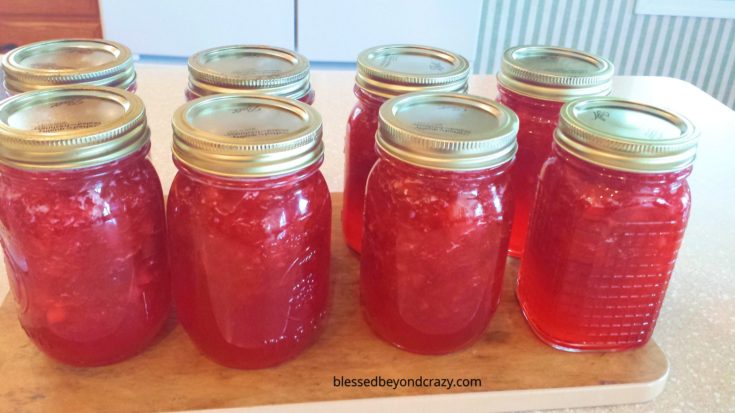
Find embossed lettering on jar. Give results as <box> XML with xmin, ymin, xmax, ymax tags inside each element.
<box><xmin>1</xmin><ymin>39</ymin><xmax>137</xmax><ymax>95</ymax></box>
<box><xmin>186</xmin><ymin>45</ymin><xmax>314</xmax><ymax>103</ymax></box>
<box><xmin>169</xmin><ymin>94</ymin><xmax>331</xmax><ymax>369</ymax></box>
<box><xmin>517</xmin><ymin>98</ymin><xmax>698</xmax><ymax>352</ymax></box>
<box><xmin>0</xmin><ymin>87</ymin><xmax>169</xmax><ymax>366</ymax></box>
<box><xmin>496</xmin><ymin>45</ymin><xmax>613</xmax><ymax>257</ymax></box>
<box><xmin>360</xmin><ymin>92</ymin><xmax>518</xmax><ymax>354</ymax></box>
<box><xmin>342</xmin><ymin>44</ymin><xmax>470</xmax><ymax>253</ymax></box>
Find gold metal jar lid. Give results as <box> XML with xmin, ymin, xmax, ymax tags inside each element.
<box><xmin>172</xmin><ymin>94</ymin><xmax>323</xmax><ymax>178</ymax></box>
<box><xmin>1</xmin><ymin>39</ymin><xmax>136</xmax><ymax>93</ymax></box>
<box><xmin>377</xmin><ymin>92</ymin><xmax>518</xmax><ymax>171</ymax></box>
<box><xmin>555</xmin><ymin>97</ymin><xmax>698</xmax><ymax>173</ymax></box>
<box><xmin>0</xmin><ymin>86</ymin><xmax>149</xmax><ymax>171</ymax></box>
<box><xmin>356</xmin><ymin>45</ymin><xmax>470</xmax><ymax>99</ymax></box>
<box><xmin>498</xmin><ymin>46</ymin><xmax>613</xmax><ymax>101</ymax></box>
<box><xmin>187</xmin><ymin>45</ymin><xmax>312</xmax><ymax>100</ymax></box>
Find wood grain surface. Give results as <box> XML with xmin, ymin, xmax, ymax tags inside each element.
<box><xmin>0</xmin><ymin>193</ymin><xmax>668</xmax><ymax>413</ymax></box>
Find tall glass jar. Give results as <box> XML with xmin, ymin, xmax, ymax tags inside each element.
<box><xmin>343</xmin><ymin>44</ymin><xmax>470</xmax><ymax>252</ymax></box>
<box><xmin>1</xmin><ymin>39</ymin><xmax>137</xmax><ymax>95</ymax></box>
<box><xmin>186</xmin><ymin>45</ymin><xmax>314</xmax><ymax>103</ymax></box>
<box><xmin>497</xmin><ymin>46</ymin><xmax>613</xmax><ymax>257</ymax></box>
<box><xmin>518</xmin><ymin>98</ymin><xmax>698</xmax><ymax>352</ymax></box>
<box><xmin>361</xmin><ymin>92</ymin><xmax>518</xmax><ymax>354</ymax></box>
<box><xmin>0</xmin><ymin>87</ymin><xmax>169</xmax><ymax>366</ymax></box>
<box><xmin>169</xmin><ymin>94</ymin><xmax>331</xmax><ymax>369</ymax></box>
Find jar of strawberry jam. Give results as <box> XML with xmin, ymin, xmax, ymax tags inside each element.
<box><xmin>186</xmin><ymin>45</ymin><xmax>314</xmax><ymax>103</ymax></box>
<box><xmin>517</xmin><ymin>98</ymin><xmax>698</xmax><ymax>352</ymax></box>
<box><xmin>497</xmin><ymin>46</ymin><xmax>613</xmax><ymax>257</ymax></box>
<box><xmin>0</xmin><ymin>87</ymin><xmax>169</xmax><ymax>366</ymax></box>
<box><xmin>343</xmin><ymin>44</ymin><xmax>470</xmax><ymax>253</ymax></box>
<box><xmin>360</xmin><ymin>92</ymin><xmax>518</xmax><ymax>354</ymax></box>
<box><xmin>1</xmin><ymin>39</ymin><xmax>137</xmax><ymax>94</ymax></box>
<box><xmin>169</xmin><ymin>94</ymin><xmax>331</xmax><ymax>369</ymax></box>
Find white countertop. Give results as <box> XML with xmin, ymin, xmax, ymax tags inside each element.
<box><xmin>1</xmin><ymin>65</ymin><xmax>733</xmax><ymax>412</ymax></box>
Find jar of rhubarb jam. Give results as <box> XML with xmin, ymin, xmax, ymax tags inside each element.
<box><xmin>169</xmin><ymin>94</ymin><xmax>331</xmax><ymax>369</ymax></box>
<box><xmin>0</xmin><ymin>87</ymin><xmax>169</xmax><ymax>366</ymax></box>
<box><xmin>517</xmin><ymin>98</ymin><xmax>698</xmax><ymax>352</ymax></box>
<box><xmin>497</xmin><ymin>46</ymin><xmax>613</xmax><ymax>257</ymax></box>
<box><xmin>360</xmin><ymin>92</ymin><xmax>519</xmax><ymax>354</ymax></box>
<box><xmin>186</xmin><ymin>45</ymin><xmax>314</xmax><ymax>103</ymax></box>
<box><xmin>343</xmin><ymin>44</ymin><xmax>470</xmax><ymax>252</ymax></box>
<box><xmin>1</xmin><ymin>39</ymin><xmax>137</xmax><ymax>94</ymax></box>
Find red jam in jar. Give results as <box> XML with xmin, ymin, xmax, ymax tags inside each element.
<box><xmin>169</xmin><ymin>94</ymin><xmax>331</xmax><ymax>369</ymax></box>
<box><xmin>361</xmin><ymin>92</ymin><xmax>519</xmax><ymax>354</ymax></box>
<box><xmin>186</xmin><ymin>45</ymin><xmax>314</xmax><ymax>103</ymax></box>
<box><xmin>343</xmin><ymin>45</ymin><xmax>470</xmax><ymax>252</ymax></box>
<box><xmin>1</xmin><ymin>39</ymin><xmax>137</xmax><ymax>95</ymax></box>
<box><xmin>0</xmin><ymin>87</ymin><xmax>169</xmax><ymax>366</ymax></box>
<box><xmin>497</xmin><ymin>46</ymin><xmax>613</xmax><ymax>257</ymax></box>
<box><xmin>517</xmin><ymin>98</ymin><xmax>698</xmax><ymax>352</ymax></box>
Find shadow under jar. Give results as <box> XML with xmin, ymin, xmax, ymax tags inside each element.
<box><xmin>185</xmin><ymin>45</ymin><xmax>314</xmax><ymax>104</ymax></box>
<box><xmin>517</xmin><ymin>98</ymin><xmax>698</xmax><ymax>352</ymax></box>
<box><xmin>0</xmin><ymin>87</ymin><xmax>170</xmax><ymax>366</ymax></box>
<box><xmin>1</xmin><ymin>39</ymin><xmax>137</xmax><ymax>96</ymax></box>
<box><xmin>360</xmin><ymin>92</ymin><xmax>519</xmax><ymax>354</ymax></box>
<box><xmin>169</xmin><ymin>94</ymin><xmax>331</xmax><ymax>369</ymax></box>
<box><xmin>342</xmin><ymin>44</ymin><xmax>470</xmax><ymax>253</ymax></box>
<box><xmin>497</xmin><ymin>45</ymin><xmax>613</xmax><ymax>257</ymax></box>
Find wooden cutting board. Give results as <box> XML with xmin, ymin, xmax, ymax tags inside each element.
<box><xmin>0</xmin><ymin>193</ymin><xmax>668</xmax><ymax>413</ymax></box>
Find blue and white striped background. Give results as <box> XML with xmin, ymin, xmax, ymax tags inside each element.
<box><xmin>473</xmin><ymin>0</ymin><xmax>735</xmax><ymax>108</ymax></box>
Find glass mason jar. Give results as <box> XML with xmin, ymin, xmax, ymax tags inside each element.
<box><xmin>186</xmin><ymin>45</ymin><xmax>314</xmax><ymax>103</ymax></box>
<box><xmin>360</xmin><ymin>92</ymin><xmax>518</xmax><ymax>354</ymax></box>
<box><xmin>343</xmin><ymin>44</ymin><xmax>470</xmax><ymax>253</ymax></box>
<box><xmin>169</xmin><ymin>94</ymin><xmax>331</xmax><ymax>369</ymax></box>
<box><xmin>497</xmin><ymin>46</ymin><xmax>613</xmax><ymax>257</ymax></box>
<box><xmin>0</xmin><ymin>87</ymin><xmax>169</xmax><ymax>366</ymax></box>
<box><xmin>518</xmin><ymin>98</ymin><xmax>698</xmax><ymax>352</ymax></box>
<box><xmin>1</xmin><ymin>39</ymin><xmax>137</xmax><ymax>95</ymax></box>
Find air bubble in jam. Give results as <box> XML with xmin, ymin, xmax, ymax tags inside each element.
<box><xmin>167</xmin><ymin>162</ymin><xmax>331</xmax><ymax>369</ymax></box>
<box><xmin>517</xmin><ymin>143</ymin><xmax>691</xmax><ymax>351</ymax></box>
<box><xmin>360</xmin><ymin>151</ymin><xmax>513</xmax><ymax>354</ymax></box>
<box><xmin>0</xmin><ymin>145</ymin><xmax>170</xmax><ymax>366</ymax></box>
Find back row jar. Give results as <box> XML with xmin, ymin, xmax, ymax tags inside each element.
<box><xmin>186</xmin><ymin>45</ymin><xmax>314</xmax><ymax>104</ymax></box>
<box><xmin>497</xmin><ymin>45</ymin><xmax>613</xmax><ymax>256</ymax></box>
<box><xmin>342</xmin><ymin>44</ymin><xmax>470</xmax><ymax>252</ymax></box>
<box><xmin>1</xmin><ymin>39</ymin><xmax>137</xmax><ymax>97</ymax></box>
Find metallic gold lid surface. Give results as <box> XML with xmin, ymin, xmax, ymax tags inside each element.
<box><xmin>0</xmin><ymin>86</ymin><xmax>149</xmax><ymax>171</ymax></box>
<box><xmin>187</xmin><ymin>45</ymin><xmax>311</xmax><ymax>100</ymax></box>
<box><xmin>1</xmin><ymin>39</ymin><xmax>136</xmax><ymax>93</ymax></box>
<box><xmin>498</xmin><ymin>46</ymin><xmax>613</xmax><ymax>101</ymax></box>
<box><xmin>555</xmin><ymin>97</ymin><xmax>698</xmax><ymax>173</ymax></box>
<box><xmin>356</xmin><ymin>45</ymin><xmax>470</xmax><ymax>99</ymax></box>
<box><xmin>377</xmin><ymin>92</ymin><xmax>518</xmax><ymax>171</ymax></box>
<box><xmin>172</xmin><ymin>94</ymin><xmax>323</xmax><ymax>178</ymax></box>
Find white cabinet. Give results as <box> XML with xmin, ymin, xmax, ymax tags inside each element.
<box><xmin>99</xmin><ymin>0</ymin><xmax>482</xmax><ymax>63</ymax></box>
<box><xmin>99</xmin><ymin>0</ymin><xmax>295</xmax><ymax>57</ymax></box>
<box><xmin>297</xmin><ymin>0</ymin><xmax>483</xmax><ymax>63</ymax></box>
